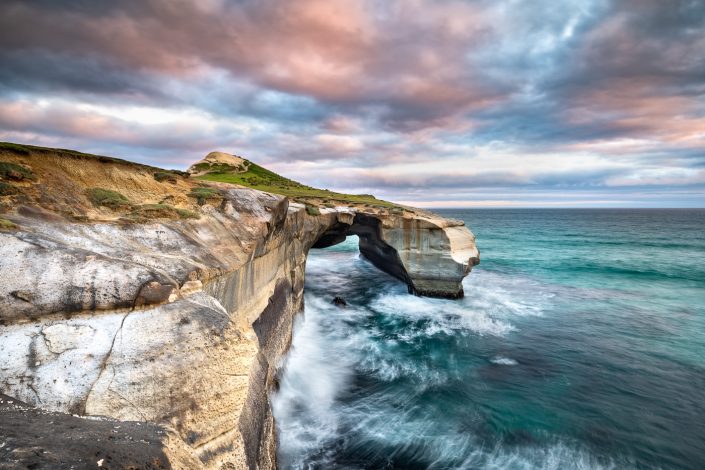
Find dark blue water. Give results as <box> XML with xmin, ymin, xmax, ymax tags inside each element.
<box><xmin>272</xmin><ymin>209</ymin><xmax>705</xmax><ymax>469</ymax></box>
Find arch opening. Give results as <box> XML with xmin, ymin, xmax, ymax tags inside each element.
<box><xmin>311</xmin><ymin>214</ymin><xmax>415</xmax><ymax>294</ymax></box>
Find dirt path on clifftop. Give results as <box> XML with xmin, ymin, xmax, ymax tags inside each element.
<box><xmin>0</xmin><ymin>394</ymin><xmax>172</xmax><ymax>470</ymax></box>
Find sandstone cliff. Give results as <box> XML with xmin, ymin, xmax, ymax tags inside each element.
<box><xmin>0</xmin><ymin>144</ymin><xmax>479</xmax><ymax>469</ymax></box>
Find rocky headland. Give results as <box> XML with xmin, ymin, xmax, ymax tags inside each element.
<box><xmin>0</xmin><ymin>143</ymin><xmax>479</xmax><ymax>469</ymax></box>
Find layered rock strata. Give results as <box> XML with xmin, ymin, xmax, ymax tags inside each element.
<box><xmin>0</xmin><ymin>187</ymin><xmax>479</xmax><ymax>469</ymax></box>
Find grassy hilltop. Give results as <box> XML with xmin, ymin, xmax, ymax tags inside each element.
<box><xmin>194</xmin><ymin>156</ymin><xmax>399</xmax><ymax>209</ymax></box>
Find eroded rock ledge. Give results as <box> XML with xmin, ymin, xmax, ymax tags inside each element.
<box><xmin>0</xmin><ymin>187</ymin><xmax>479</xmax><ymax>469</ymax></box>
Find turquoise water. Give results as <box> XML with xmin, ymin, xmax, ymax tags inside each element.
<box><xmin>272</xmin><ymin>209</ymin><xmax>705</xmax><ymax>469</ymax></box>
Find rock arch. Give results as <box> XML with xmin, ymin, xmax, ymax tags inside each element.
<box><xmin>310</xmin><ymin>208</ymin><xmax>479</xmax><ymax>299</ymax></box>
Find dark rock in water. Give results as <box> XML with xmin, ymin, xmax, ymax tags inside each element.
<box><xmin>332</xmin><ymin>296</ymin><xmax>347</xmax><ymax>307</ymax></box>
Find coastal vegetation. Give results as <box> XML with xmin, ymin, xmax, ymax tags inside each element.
<box><xmin>0</xmin><ymin>161</ymin><xmax>37</xmax><ymax>181</ymax></box>
<box><xmin>188</xmin><ymin>187</ymin><xmax>223</xmax><ymax>205</ymax></box>
<box><xmin>129</xmin><ymin>203</ymin><xmax>199</xmax><ymax>221</ymax></box>
<box><xmin>305</xmin><ymin>203</ymin><xmax>321</xmax><ymax>216</ymax></box>
<box><xmin>195</xmin><ymin>158</ymin><xmax>401</xmax><ymax>209</ymax></box>
<box><xmin>0</xmin><ymin>142</ymin><xmax>189</xmax><ymax>177</ymax></box>
<box><xmin>0</xmin><ymin>217</ymin><xmax>17</xmax><ymax>230</ymax></box>
<box><xmin>153</xmin><ymin>171</ymin><xmax>179</xmax><ymax>183</ymax></box>
<box><xmin>0</xmin><ymin>142</ymin><xmax>207</xmax><ymax>221</ymax></box>
<box><xmin>86</xmin><ymin>187</ymin><xmax>131</xmax><ymax>209</ymax></box>
<box><xmin>0</xmin><ymin>182</ymin><xmax>18</xmax><ymax>196</ymax></box>
<box><xmin>0</xmin><ymin>142</ymin><xmax>408</xmax><ymax>223</ymax></box>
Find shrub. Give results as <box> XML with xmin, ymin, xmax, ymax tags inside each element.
<box><xmin>0</xmin><ymin>182</ymin><xmax>17</xmax><ymax>196</ymax></box>
<box><xmin>153</xmin><ymin>171</ymin><xmax>178</xmax><ymax>184</ymax></box>
<box><xmin>0</xmin><ymin>143</ymin><xmax>30</xmax><ymax>155</ymax></box>
<box><xmin>192</xmin><ymin>162</ymin><xmax>213</xmax><ymax>172</ymax></box>
<box><xmin>175</xmin><ymin>208</ymin><xmax>199</xmax><ymax>219</ymax></box>
<box><xmin>86</xmin><ymin>188</ymin><xmax>130</xmax><ymax>209</ymax></box>
<box><xmin>0</xmin><ymin>161</ymin><xmax>36</xmax><ymax>181</ymax></box>
<box><xmin>0</xmin><ymin>217</ymin><xmax>18</xmax><ymax>230</ymax></box>
<box><xmin>305</xmin><ymin>204</ymin><xmax>320</xmax><ymax>216</ymax></box>
<box><xmin>130</xmin><ymin>204</ymin><xmax>199</xmax><ymax>220</ymax></box>
<box><xmin>188</xmin><ymin>187</ymin><xmax>222</xmax><ymax>205</ymax></box>
<box><xmin>207</xmin><ymin>163</ymin><xmax>238</xmax><ymax>174</ymax></box>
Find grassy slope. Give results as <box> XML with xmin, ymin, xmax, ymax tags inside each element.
<box><xmin>0</xmin><ymin>142</ymin><xmax>187</xmax><ymax>174</ymax></box>
<box><xmin>0</xmin><ymin>141</ymin><xmax>402</xmax><ymax>211</ymax></box>
<box><xmin>0</xmin><ymin>142</ymin><xmax>200</xmax><ymax>222</ymax></box>
<box><xmin>197</xmin><ymin>160</ymin><xmax>400</xmax><ymax>208</ymax></box>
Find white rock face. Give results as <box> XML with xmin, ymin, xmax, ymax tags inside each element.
<box><xmin>340</xmin><ymin>210</ymin><xmax>480</xmax><ymax>297</ymax></box>
<box><xmin>379</xmin><ymin>214</ymin><xmax>480</xmax><ymax>297</ymax></box>
<box><xmin>0</xmin><ymin>187</ymin><xmax>479</xmax><ymax>469</ymax></box>
<box><xmin>42</xmin><ymin>323</ymin><xmax>98</xmax><ymax>354</ymax></box>
<box><xmin>0</xmin><ymin>314</ymin><xmax>124</xmax><ymax>413</ymax></box>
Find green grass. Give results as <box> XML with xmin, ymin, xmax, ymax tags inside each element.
<box><xmin>153</xmin><ymin>171</ymin><xmax>178</xmax><ymax>183</ymax></box>
<box><xmin>192</xmin><ymin>161</ymin><xmax>249</xmax><ymax>174</ymax></box>
<box><xmin>197</xmin><ymin>160</ymin><xmax>399</xmax><ymax>208</ymax></box>
<box><xmin>188</xmin><ymin>187</ymin><xmax>223</xmax><ymax>205</ymax></box>
<box><xmin>130</xmin><ymin>204</ymin><xmax>199</xmax><ymax>220</ymax></box>
<box><xmin>0</xmin><ymin>141</ymin><xmax>188</xmax><ymax>176</ymax></box>
<box><xmin>192</xmin><ymin>162</ymin><xmax>244</xmax><ymax>173</ymax></box>
<box><xmin>0</xmin><ymin>182</ymin><xmax>18</xmax><ymax>196</ymax></box>
<box><xmin>175</xmin><ymin>208</ymin><xmax>199</xmax><ymax>219</ymax></box>
<box><xmin>86</xmin><ymin>188</ymin><xmax>130</xmax><ymax>209</ymax></box>
<box><xmin>1</xmin><ymin>142</ymin><xmax>129</xmax><ymax>165</ymax></box>
<box><xmin>0</xmin><ymin>217</ymin><xmax>18</xmax><ymax>230</ymax></box>
<box><xmin>0</xmin><ymin>143</ymin><xmax>31</xmax><ymax>155</ymax></box>
<box><xmin>0</xmin><ymin>161</ymin><xmax>37</xmax><ymax>181</ymax></box>
<box><xmin>305</xmin><ymin>204</ymin><xmax>321</xmax><ymax>216</ymax></box>
<box><xmin>192</xmin><ymin>162</ymin><xmax>213</xmax><ymax>172</ymax></box>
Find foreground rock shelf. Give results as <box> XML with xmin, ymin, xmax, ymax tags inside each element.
<box><xmin>0</xmin><ymin>151</ymin><xmax>479</xmax><ymax>469</ymax></box>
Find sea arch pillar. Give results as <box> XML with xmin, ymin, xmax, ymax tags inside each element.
<box><xmin>310</xmin><ymin>209</ymin><xmax>479</xmax><ymax>299</ymax></box>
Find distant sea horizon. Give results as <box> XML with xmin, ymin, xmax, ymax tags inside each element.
<box><xmin>423</xmin><ymin>206</ymin><xmax>705</xmax><ymax>210</ymax></box>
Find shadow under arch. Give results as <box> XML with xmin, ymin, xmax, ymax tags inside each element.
<box><xmin>311</xmin><ymin>213</ymin><xmax>414</xmax><ymax>294</ymax></box>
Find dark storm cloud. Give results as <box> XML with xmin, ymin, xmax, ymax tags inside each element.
<box><xmin>0</xmin><ymin>50</ymin><xmax>161</xmax><ymax>98</ymax></box>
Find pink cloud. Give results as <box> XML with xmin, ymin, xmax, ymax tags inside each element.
<box><xmin>0</xmin><ymin>0</ymin><xmax>503</xmax><ymax>127</ymax></box>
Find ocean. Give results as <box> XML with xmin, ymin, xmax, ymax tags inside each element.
<box><xmin>271</xmin><ymin>209</ymin><xmax>705</xmax><ymax>469</ymax></box>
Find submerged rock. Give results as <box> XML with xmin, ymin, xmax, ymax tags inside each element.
<box><xmin>332</xmin><ymin>296</ymin><xmax>347</xmax><ymax>307</ymax></box>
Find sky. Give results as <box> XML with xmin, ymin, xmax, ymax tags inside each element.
<box><xmin>0</xmin><ymin>0</ymin><xmax>704</xmax><ymax>207</ymax></box>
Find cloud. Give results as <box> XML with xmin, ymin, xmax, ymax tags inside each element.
<box><xmin>0</xmin><ymin>1</ymin><xmax>500</xmax><ymax>115</ymax></box>
<box><xmin>0</xmin><ymin>0</ymin><xmax>703</xmax><ymax>206</ymax></box>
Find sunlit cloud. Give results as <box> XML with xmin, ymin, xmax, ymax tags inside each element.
<box><xmin>0</xmin><ymin>0</ymin><xmax>703</xmax><ymax>207</ymax></box>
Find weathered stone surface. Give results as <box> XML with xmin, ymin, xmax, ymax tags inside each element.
<box><xmin>0</xmin><ymin>187</ymin><xmax>479</xmax><ymax>469</ymax></box>
<box><xmin>380</xmin><ymin>214</ymin><xmax>480</xmax><ymax>298</ymax></box>
<box><xmin>325</xmin><ymin>208</ymin><xmax>480</xmax><ymax>298</ymax></box>
<box><xmin>0</xmin><ymin>393</ymin><xmax>199</xmax><ymax>470</ymax></box>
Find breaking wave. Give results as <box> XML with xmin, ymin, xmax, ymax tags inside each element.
<box><xmin>271</xmin><ymin>236</ymin><xmax>624</xmax><ymax>469</ymax></box>
<box><xmin>273</xmin><ymin>210</ymin><xmax>705</xmax><ymax>469</ymax></box>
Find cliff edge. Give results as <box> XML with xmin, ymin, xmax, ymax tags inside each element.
<box><xmin>0</xmin><ymin>144</ymin><xmax>479</xmax><ymax>469</ymax></box>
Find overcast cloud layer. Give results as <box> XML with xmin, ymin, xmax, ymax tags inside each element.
<box><xmin>1</xmin><ymin>0</ymin><xmax>704</xmax><ymax>207</ymax></box>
